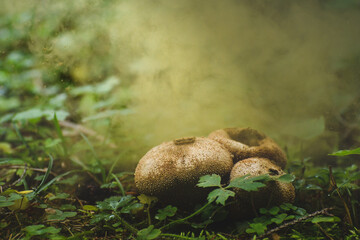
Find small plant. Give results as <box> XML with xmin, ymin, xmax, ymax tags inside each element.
<box><xmin>197</xmin><ymin>173</ymin><xmax>295</xmax><ymax>205</ymax></box>
<box><xmin>22</xmin><ymin>224</ymin><xmax>63</xmax><ymax>240</ymax></box>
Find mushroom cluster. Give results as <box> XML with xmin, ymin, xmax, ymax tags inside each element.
<box><xmin>134</xmin><ymin>127</ymin><xmax>295</xmax><ymax>215</ymax></box>
<box><xmin>135</xmin><ymin>137</ymin><xmax>233</xmax><ymax>204</ymax></box>
<box><xmin>208</xmin><ymin>127</ymin><xmax>287</xmax><ymax>169</ymax></box>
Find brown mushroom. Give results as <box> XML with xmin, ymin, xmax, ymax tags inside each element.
<box><xmin>135</xmin><ymin>137</ymin><xmax>233</xmax><ymax>204</ymax></box>
<box><xmin>208</xmin><ymin>127</ymin><xmax>287</xmax><ymax>169</ymax></box>
<box><xmin>230</xmin><ymin>158</ymin><xmax>295</xmax><ymax>217</ymax></box>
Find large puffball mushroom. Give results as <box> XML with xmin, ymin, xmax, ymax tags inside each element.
<box><xmin>230</xmin><ymin>158</ymin><xmax>295</xmax><ymax>217</ymax></box>
<box><xmin>135</xmin><ymin>137</ymin><xmax>233</xmax><ymax>204</ymax></box>
<box><xmin>208</xmin><ymin>127</ymin><xmax>287</xmax><ymax>169</ymax></box>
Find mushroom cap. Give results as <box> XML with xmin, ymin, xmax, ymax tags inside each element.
<box><xmin>135</xmin><ymin>137</ymin><xmax>233</xmax><ymax>203</ymax></box>
<box><xmin>208</xmin><ymin>127</ymin><xmax>287</xmax><ymax>169</ymax></box>
<box><xmin>230</xmin><ymin>158</ymin><xmax>295</xmax><ymax>217</ymax></box>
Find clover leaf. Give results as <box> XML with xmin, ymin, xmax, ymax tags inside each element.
<box><xmin>155</xmin><ymin>205</ymin><xmax>177</xmax><ymax>221</ymax></box>
<box><xmin>137</xmin><ymin>225</ymin><xmax>161</xmax><ymax>240</ymax></box>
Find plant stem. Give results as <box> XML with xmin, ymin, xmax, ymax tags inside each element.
<box><xmin>111</xmin><ymin>173</ymin><xmax>125</xmax><ymax>196</ymax></box>
<box><xmin>315</xmin><ymin>223</ymin><xmax>334</xmax><ymax>240</ymax></box>
<box><xmin>329</xmin><ymin>166</ymin><xmax>353</xmax><ymax>226</ymax></box>
<box><xmin>147</xmin><ymin>205</ymin><xmax>151</xmax><ymax>226</ymax></box>
<box><xmin>113</xmin><ymin>212</ymin><xmax>138</xmax><ymax>235</ymax></box>
<box><xmin>160</xmin><ymin>201</ymin><xmax>212</xmax><ymax>230</ymax></box>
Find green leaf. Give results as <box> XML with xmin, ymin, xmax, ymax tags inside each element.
<box><xmin>227</xmin><ymin>174</ymin><xmax>268</xmax><ymax>191</ymax></box>
<box><xmin>246</xmin><ymin>223</ymin><xmax>267</xmax><ymax>235</ymax></box>
<box><xmin>7</xmin><ymin>193</ymin><xmax>23</xmax><ymax>201</ymax></box>
<box><xmin>48</xmin><ymin>193</ymin><xmax>69</xmax><ymax>201</ymax></box>
<box><xmin>197</xmin><ymin>174</ymin><xmax>222</xmax><ymax>188</ymax></box>
<box><xmin>207</xmin><ymin>188</ymin><xmax>235</xmax><ymax>205</ymax></box>
<box><xmin>44</xmin><ymin>138</ymin><xmax>62</xmax><ymax>148</ymax></box>
<box><xmin>90</xmin><ymin>212</ymin><xmax>113</xmax><ymax>224</ymax></box>
<box><xmin>43</xmin><ymin>110</ymin><xmax>69</xmax><ymax>121</ymax></box>
<box><xmin>305</xmin><ymin>184</ymin><xmax>322</xmax><ymax>190</ymax></box>
<box><xmin>60</xmin><ymin>204</ymin><xmax>77</xmax><ymax>211</ymax></box>
<box><xmin>96</xmin><ymin>196</ymin><xmax>133</xmax><ymax>211</ymax></box>
<box><xmin>100</xmin><ymin>182</ymin><xmax>118</xmax><ymax>189</ymax></box>
<box><xmin>0</xmin><ymin>158</ymin><xmax>26</xmax><ymax>165</ymax></box>
<box><xmin>277</xmin><ymin>174</ymin><xmax>296</xmax><ymax>183</ymax></box>
<box><xmin>268</xmin><ymin>206</ymin><xmax>280</xmax><ymax>215</ymax></box>
<box><xmin>0</xmin><ymin>142</ymin><xmax>13</xmax><ymax>154</ymax></box>
<box><xmin>311</xmin><ymin>216</ymin><xmax>341</xmax><ymax>223</ymax></box>
<box><xmin>47</xmin><ymin>210</ymin><xmax>77</xmax><ymax>221</ymax></box>
<box><xmin>0</xmin><ymin>97</ymin><xmax>20</xmax><ymax>112</ymax></box>
<box><xmin>83</xmin><ymin>205</ymin><xmax>98</xmax><ymax>211</ymax></box>
<box><xmin>330</xmin><ymin>148</ymin><xmax>360</xmax><ymax>156</ymax></box>
<box><xmin>120</xmin><ymin>202</ymin><xmax>143</xmax><ymax>214</ymax></box>
<box><xmin>137</xmin><ymin>194</ymin><xmax>157</xmax><ymax>205</ymax></box>
<box><xmin>137</xmin><ymin>225</ymin><xmax>161</xmax><ymax>240</ymax></box>
<box><xmin>280</xmin><ymin>203</ymin><xmax>297</xmax><ymax>211</ymax></box>
<box><xmin>24</xmin><ymin>224</ymin><xmax>61</xmax><ymax>235</ymax></box>
<box><xmin>0</xmin><ymin>196</ymin><xmax>15</xmax><ymax>207</ymax></box>
<box><xmin>96</xmin><ymin>76</ymin><xmax>121</xmax><ymax>94</ymax></box>
<box><xmin>295</xmin><ymin>208</ymin><xmax>307</xmax><ymax>216</ymax></box>
<box><xmin>12</xmin><ymin>108</ymin><xmax>44</xmax><ymax>121</ymax></box>
<box><xmin>259</xmin><ymin>208</ymin><xmax>268</xmax><ymax>214</ymax></box>
<box><xmin>271</xmin><ymin>213</ymin><xmax>288</xmax><ymax>224</ymax></box>
<box><xmin>12</xmin><ymin>109</ymin><xmax>69</xmax><ymax>122</ymax></box>
<box><xmin>155</xmin><ymin>205</ymin><xmax>177</xmax><ymax>221</ymax></box>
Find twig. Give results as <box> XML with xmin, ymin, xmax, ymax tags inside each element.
<box><xmin>0</xmin><ymin>165</ymin><xmax>57</xmax><ymax>176</ymax></box>
<box><xmin>59</xmin><ymin>120</ymin><xmax>116</xmax><ymax>148</ymax></box>
<box><xmin>315</xmin><ymin>222</ymin><xmax>335</xmax><ymax>240</ymax></box>
<box><xmin>10</xmin><ymin>163</ymin><xmax>27</xmax><ymax>186</ymax></box>
<box><xmin>259</xmin><ymin>207</ymin><xmax>334</xmax><ymax>238</ymax></box>
<box><xmin>85</xmin><ymin>171</ymin><xmax>102</xmax><ymax>186</ymax></box>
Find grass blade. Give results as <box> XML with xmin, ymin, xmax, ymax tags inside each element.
<box><xmin>53</xmin><ymin>113</ymin><xmax>69</xmax><ymax>157</ymax></box>
<box><xmin>111</xmin><ymin>173</ymin><xmax>125</xmax><ymax>196</ymax></box>
<box><xmin>13</xmin><ymin>123</ymin><xmax>39</xmax><ymax>166</ymax></box>
<box><xmin>35</xmin><ymin>170</ymin><xmax>82</xmax><ymax>195</ymax></box>
<box><xmin>80</xmin><ymin>133</ymin><xmax>106</xmax><ymax>183</ymax></box>
<box><xmin>34</xmin><ymin>153</ymin><xmax>54</xmax><ymax>194</ymax></box>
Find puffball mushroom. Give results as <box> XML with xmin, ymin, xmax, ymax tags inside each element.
<box><xmin>230</xmin><ymin>158</ymin><xmax>295</xmax><ymax>216</ymax></box>
<box><xmin>135</xmin><ymin>137</ymin><xmax>233</xmax><ymax>203</ymax></box>
<box><xmin>208</xmin><ymin>127</ymin><xmax>287</xmax><ymax>169</ymax></box>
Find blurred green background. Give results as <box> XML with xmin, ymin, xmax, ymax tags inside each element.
<box><xmin>1</xmin><ymin>0</ymin><xmax>360</xmax><ymax>170</ymax></box>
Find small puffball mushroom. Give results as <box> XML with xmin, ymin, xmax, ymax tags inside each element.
<box><xmin>208</xmin><ymin>127</ymin><xmax>287</xmax><ymax>169</ymax></box>
<box><xmin>135</xmin><ymin>137</ymin><xmax>233</xmax><ymax>204</ymax></box>
<box><xmin>230</xmin><ymin>158</ymin><xmax>295</xmax><ymax>217</ymax></box>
